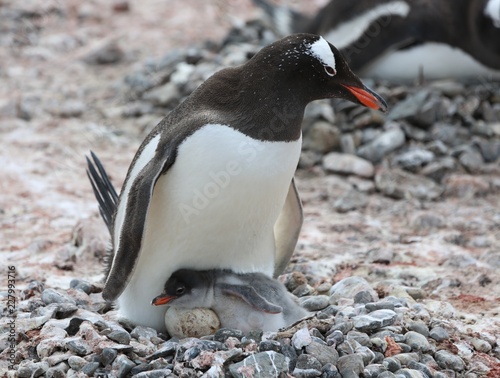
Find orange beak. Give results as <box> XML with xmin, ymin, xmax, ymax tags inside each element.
<box><xmin>151</xmin><ymin>294</ymin><xmax>176</xmax><ymax>306</ymax></box>
<box><xmin>342</xmin><ymin>85</ymin><xmax>388</xmax><ymax>112</ymax></box>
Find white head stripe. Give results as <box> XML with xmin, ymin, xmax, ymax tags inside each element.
<box><xmin>306</xmin><ymin>36</ymin><xmax>336</xmax><ymax>69</ymax></box>
<box><xmin>485</xmin><ymin>0</ymin><xmax>500</xmax><ymax>27</ymax></box>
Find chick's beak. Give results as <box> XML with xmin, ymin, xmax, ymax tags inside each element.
<box><xmin>342</xmin><ymin>84</ymin><xmax>388</xmax><ymax>112</ymax></box>
<box><xmin>151</xmin><ymin>293</ymin><xmax>176</xmax><ymax>306</ymax></box>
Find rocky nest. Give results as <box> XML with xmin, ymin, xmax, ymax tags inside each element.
<box><xmin>1</xmin><ymin>5</ymin><xmax>500</xmax><ymax>378</ymax></box>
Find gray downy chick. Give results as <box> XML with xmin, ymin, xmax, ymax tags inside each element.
<box><xmin>151</xmin><ymin>269</ymin><xmax>308</xmax><ymax>333</ymax></box>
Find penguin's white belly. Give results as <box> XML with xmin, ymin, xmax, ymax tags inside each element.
<box><xmin>362</xmin><ymin>42</ymin><xmax>500</xmax><ymax>80</ymax></box>
<box><xmin>117</xmin><ymin>124</ymin><xmax>302</xmax><ymax>329</ymax></box>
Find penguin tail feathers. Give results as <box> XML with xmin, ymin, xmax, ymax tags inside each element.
<box><xmin>85</xmin><ymin>151</ymin><xmax>119</xmax><ymax>233</ymax></box>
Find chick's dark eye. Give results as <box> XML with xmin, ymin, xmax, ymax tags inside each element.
<box><xmin>324</xmin><ymin>65</ymin><xmax>336</xmax><ymax>76</ymax></box>
<box><xmin>176</xmin><ymin>286</ymin><xmax>185</xmax><ymax>295</ymax></box>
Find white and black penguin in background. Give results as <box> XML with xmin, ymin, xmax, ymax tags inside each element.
<box><xmin>151</xmin><ymin>269</ymin><xmax>309</xmax><ymax>333</ymax></box>
<box><xmin>86</xmin><ymin>33</ymin><xmax>387</xmax><ymax>331</ymax></box>
<box><xmin>254</xmin><ymin>0</ymin><xmax>500</xmax><ymax>80</ymax></box>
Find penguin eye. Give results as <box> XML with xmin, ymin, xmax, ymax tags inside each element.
<box><xmin>176</xmin><ymin>286</ymin><xmax>186</xmax><ymax>296</ymax></box>
<box><xmin>324</xmin><ymin>65</ymin><xmax>336</xmax><ymax>76</ymax></box>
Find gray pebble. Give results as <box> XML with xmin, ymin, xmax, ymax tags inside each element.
<box><xmin>229</xmin><ymin>351</ymin><xmax>289</xmax><ymax>378</ymax></box>
<box><xmin>214</xmin><ymin>328</ymin><xmax>244</xmax><ymax>342</ymax></box>
<box><xmin>316</xmin><ymin>305</ymin><xmax>340</xmax><ymax>319</ymax></box>
<box><xmin>330</xmin><ymin>320</ymin><xmax>354</xmax><ymax>335</ymax></box>
<box><xmin>54</xmin><ymin>302</ymin><xmax>78</xmax><ymax>318</ymax></box>
<box><xmin>326</xmin><ymin>329</ymin><xmax>344</xmax><ymax>346</ymax></box>
<box><xmin>398</xmin><ymin>342</ymin><xmax>413</xmax><ymax>353</ymax></box>
<box><xmin>280</xmin><ymin>271</ymin><xmax>308</xmax><ymax>292</ymax></box>
<box><xmin>69</xmin><ymin>278</ymin><xmax>94</xmax><ymax>294</ymax></box>
<box><xmin>395</xmin><ymin>148</ymin><xmax>435</xmax><ymax>171</ymax></box>
<box><xmin>83</xmin><ymin>40</ymin><xmax>124</xmax><ymax>65</ymax></box>
<box><xmin>395</xmin><ymin>368</ymin><xmax>428</xmax><ymax>377</ymax></box>
<box><xmin>305</xmin><ymin>339</ymin><xmax>339</xmax><ymax>365</ymax></box>
<box><xmin>143</xmin><ymin>82</ymin><xmax>180</xmax><ymax>107</ymax></box>
<box><xmin>337</xmin><ymin>354</ymin><xmax>364</xmax><ymax>378</ymax></box>
<box><xmin>471</xmin><ymin>338</ymin><xmax>492</xmax><ymax>353</ymax></box>
<box><xmin>353</xmin><ymin>289</ymin><xmax>376</xmax><ymax>304</ymax></box>
<box><xmin>330</xmin><ymin>276</ymin><xmax>378</xmax><ymax>304</ymax></box>
<box><xmin>304</xmin><ymin>122</ymin><xmax>341</xmax><ymax>153</ymax></box>
<box><xmin>100</xmin><ymin>347</ymin><xmax>118</xmax><ymax>366</ymax></box>
<box><xmin>384</xmin><ymin>357</ymin><xmax>402</xmax><ymax>372</ymax></box>
<box><xmin>131</xmin><ymin>325</ymin><xmax>158</xmax><ymax>340</ymax></box>
<box><xmin>475</xmin><ymin>139</ymin><xmax>500</xmax><ymax>162</ymax></box>
<box><xmin>299</xmin><ymin>295</ymin><xmax>330</xmax><ymax>311</ymax></box>
<box><xmin>112</xmin><ymin>354</ymin><xmax>136</xmax><ymax>377</ymax></box>
<box><xmin>434</xmin><ymin>350</ymin><xmax>465</xmax><ymax>371</ymax></box>
<box><xmin>407</xmin><ymin>321</ymin><xmax>429</xmax><ymax>337</ymax></box>
<box><xmin>404</xmin><ymin>331</ymin><xmax>431</xmax><ymax>352</ymax></box>
<box><xmin>134</xmin><ymin>369</ymin><xmax>173</xmax><ymax>377</ymax></box>
<box><xmin>433</xmin><ymin>371</ymin><xmax>456</xmax><ymax>378</ymax></box>
<box><xmin>17</xmin><ymin>361</ymin><xmax>49</xmax><ymax>378</ymax></box>
<box><xmin>357</xmin><ymin>128</ymin><xmax>406</xmax><ymax>163</ymax></box>
<box><xmin>45</xmin><ymin>362</ymin><xmax>69</xmax><ymax>378</ymax></box>
<box><xmin>293</xmin><ymin>283</ymin><xmax>316</xmax><ymax>297</ymax></box>
<box><xmin>387</xmin><ymin>89</ymin><xmax>430</xmax><ymax>121</ymax></box>
<box><xmin>67</xmin><ymin>355</ymin><xmax>87</xmax><ymax>370</ymax></box>
<box><xmin>393</xmin><ymin>353</ymin><xmax>420</xmax><ymax>365</ymax></box>
<box><xmin>81</xmin><ymin>362</ymin><xmax>100</xmax><ymax>376</ymax></box>
<box><xmin>65</xmin><ymin>337</ymin><xmax>91</xmax><ymax>356</ymax></box>
<box><xmin>295</xmin><ymin>353</ymin><xmax>322</xmax><ymax>371</ymax></box>
<box><xmin>356</xmin><ymin>345</ymin><xmax>377</xmax><ymax>365</ymax></box>
<box><xmin>429</xmin><ymin>326</ymin><xmax>449</xmax><ymax>341</ymax></box>
<box><xmin>337</xmin><ymin>305</ymin><xmax>362</xmax><ymax>318</ymax></box>
<box><xmin>459</xmin><ymin>149</ymin><xmax>484</xmax><ymax>173</ymax></box>
<box><xmin>367</xmin><ymin>296</ymin><xmax>405</xmax><ymax>312</ymax></box>
<box><xmin>426</xmin><ymin>139</ymin><xmax>449</xmax><ymax>156</ymax></box>
<box><xmin>337</xmin><ymin>339</ymin><xmax>363</xmax><ymax>355</ymax></box>
<box><xmin>408</xmin><ymin>361</ymin><xmax>435</xmax><ymax>378</ymax></box>
<box><xmin>367</xmin><ymin>248</ymin><xmax>395</xmax><ymax>265</ymax></box>
<box><xmin>372</xmin><ymin>352</ymin><xmax>384</xmax><ymax>363</ymax></box>
<box><xmin>299</xmin><ymin>150</ymin><xmax>323</xmax><ymax>168</ymax></box>
<box><xmin>42</xmin><ymin>288</ymin><xmax>76</xmax><ymax>305</ymax></box>
<box><xmin>259</xmin><ymin>340</ymin><xmax>282</xmax><ymax>353</ymax></box>
<box><xmin>378</xmin><ymin>372</ymin><xmax>398</xmax><ymax>378</ymax></box>
<box><xmin>420</xmin><ymin>157</ymin><xmax>456</xmax><ymax>182</ymax></box>
<box><xmin>321</xmin><ymin>363</ymin><xmax>339</xmax><ymax>378</ymax></box>
<box><xmin>323</xmin><ymin>152</ymin><xmax>374</xmax><ymax>177</ymax></box>
<box><xmin>106</xmin><ymin>327</ymin><xmax>131</xmax><ymax>344</ymax></box>
<box><xmin>370</xmin><ymin>337</ymin><xmax>387</xmax><ymax>353</ymax></box>
<box><xmin>281</xmin><ymin>344</ymin><xmax>298</xmax><ymax>370</ymax></box>
<box><xmin>346</xmin><ymin>330</ymin><xmax>371</xmax><ymax>346</ymax></box>
<box><xmin>364</xmin><ymin>363</ymin><xmax>388</xmax><ymax>378</ymax></box>
<box><xmin>292</xmin><ymin>368</ymin><xmax>322</xmax><ymax>378</ymax></box>
<box><xmin>353</xmin><ymin>309</ymin><xmax>398</xmax><ymax>332</ymax></box>
<box><xmin>292</xmin><ymin>327</ymin><xmax>312</xmax><ymax>349</ymax></box>
<box><xmin>375</xmin><ymin>168</ymin><xmax>443</xmax><ymax>200</ymax></box>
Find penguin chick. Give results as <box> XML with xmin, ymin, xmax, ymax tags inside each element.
<box><xmin>152</xmin><ymin>269</ymin><xmax>309</xmax><ymax>333</ymax></box>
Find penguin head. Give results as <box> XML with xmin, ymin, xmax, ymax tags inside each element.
<box><xmin>151</xmin><ymin>269</ymin><xmax>212</xmax><ymax>307</ymax></box>
<box><xmin>248</xmin><ymin>33</ymin><xmax>388</xmax><ymax>111</ymax></box>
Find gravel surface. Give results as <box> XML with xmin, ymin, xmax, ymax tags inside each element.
<box><xmin>1</xmin><ymin>0</ymin><xmax>499</xmax><ymax>377</ymax></box>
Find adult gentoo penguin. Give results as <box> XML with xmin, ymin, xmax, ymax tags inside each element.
<box><xmin>255</xmin><ymin>0</ymin><xmax>500</xmax><ymax>80</ymax></box>
<box><xmin>88</xmin><ymin>33</ymin><xmax>387</xmax><ymax>330</ymax></box>
<box><xmin>151</xmin><ymin>269</ymin><xmax>309</xmax><ymax>333</ymax></box>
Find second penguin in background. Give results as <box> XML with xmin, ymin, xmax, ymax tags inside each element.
<box><xmin>152</xmin><ymin>269</ymin><xmax>309</xmax><ymax>334</ymax></box>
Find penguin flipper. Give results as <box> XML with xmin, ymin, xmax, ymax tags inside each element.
<box><xmin>218</xmin><ymin>283</ymin><xmax>283</xmax><ymax>314</ymax></box>
<box><xmin>273</xmin><ymin>178</ymin><xmax>303</xmax><ymax>277</ymax></box>
<box><xmin>86</xmin><ymin>151</ymin><xmax>119</xmax><ymax>233</ymax></box>
<box><xmin>102</xmin><ymin>140</ymin><xmax>176</xmax><ymax>301</ymax></box>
